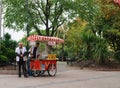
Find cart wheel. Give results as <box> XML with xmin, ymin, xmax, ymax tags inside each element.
<box><xmin>39</xmin><ymin>70</ymin><xmax>45</xmax><ymax>76</ymax></box>
<box><xmin>32</xmin><ymin>70</ymin><xmax>40</xmax><ymax>77</ymax></box>
<box><xmin>48</xmin><ymin>64</ymin><xmax>57</xmax><ymax>76</ymax></box>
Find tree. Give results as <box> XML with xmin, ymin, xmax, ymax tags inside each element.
<box><xmin>2</xmin><ymin>0</ymin><xmax>75</xmax><ymax>36</ymax></box>
<box><xmin>3</xmin><ymin>0</ymin><xmax>101</xmax><ymax>37</ymax></box>
<box><xmin>64</xmin><ymin>17</ymin><xmax>110</xmax><ymax>64</ymax></box>
<box><xmin>3</xmin><ymin>33</ymin><xmax>17</xmax><ymax>50</ymax></box>
<box><xmin>95</xmin><ymin>0</ymin><xmax>120</xmax><ymax>51</ymax></box>
<box><xmin>0</xmin><ymin>33</ymin><xmax>17</xmax><ymax>63</ymax></box>
<box><xmin>65</xmin><ymin>18</ymin><xmax>86</xmax><ymax>58</ymax></box>
<box><xmin>72</xmin><ymin>0</ymin><xmax>100</xmax><ymax>34</ymax></box>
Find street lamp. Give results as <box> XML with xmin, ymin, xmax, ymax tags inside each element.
<box><xmin>26</xmin><ymin>0</ymin><xmax>29</xmax><ymax>36</ymax></box>
<box><xmin>26</xmin><ymin>0</ymin><xmax>30</xmax><ymax>52</ymax></box>
<box><xmin>0</xmin><ymin>0</ymin><xmax>2</xmax><ymax>51</ymax></box>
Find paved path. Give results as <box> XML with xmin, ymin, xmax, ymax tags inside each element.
<box><xmin>0</xmin><ymin>62</ymin><xmax>120</xmax><ymax>88</ymax></box>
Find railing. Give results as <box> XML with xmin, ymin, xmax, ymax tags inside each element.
<box><xmin>66</xmin><ymin>57</ymin><xmax>76</xmax><ymax>66</ymax></box>
<box><xmin>0</xmin><ymin>61</ymin><xmax>17</xmax><ymax>70</ymax></box>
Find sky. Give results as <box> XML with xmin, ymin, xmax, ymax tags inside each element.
<box><xmin>1</xmin><ymin>28</ymin><xmax>25</xmax><ymax>41</ymax></box>
<box><xmin>1</xmin><ymin>19</ymin><xmax>25</xmax><ymax>41</ymax></box>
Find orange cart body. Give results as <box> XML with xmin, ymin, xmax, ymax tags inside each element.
<box><xmin>30</xmin><ymin>59</ymin><xmax>57</xmax><ymax>71</ymax></box>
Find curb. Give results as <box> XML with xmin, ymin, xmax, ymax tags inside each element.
<box><xmin>0</xmin><ymin>70</ymin><xmax>17</xmax><ymax>75</ymax></box>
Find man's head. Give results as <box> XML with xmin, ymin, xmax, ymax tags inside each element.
<box><xmin>36</xmin><ymin>42</ymin><xmax>39</xmax><ymax>47</ymax></box>
<box><xmin>19</xmin><ymin>42</ymin><xmax>23</xmax><ymax>48</ymax></box>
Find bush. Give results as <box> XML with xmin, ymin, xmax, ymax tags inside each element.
<box><xmin>58</xmin><ymin>50</ymin><xmax>68</xmax><ymax>61</ymax></box>
<box><xmin>6</xmin><ymin>48</ymin><xmax>16</xmax><ymax>62</ymax></box>
<box><xmin>114</xmin><ymin>50</ymin><xmax>120</xmax><ymax>62</ymax></box>
<box><xmin>93</xmin><ymin>39</ymin><xmax>110</xmax><ymax>64</ymax></box>
<box><xmin>0</xmin><ymin>55</ymin><xmax>8</xmax><ymax>62</ymax></box>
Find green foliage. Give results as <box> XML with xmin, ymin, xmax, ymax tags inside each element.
<box><xmin>58</xmin><ymin>50</ymin><xmax>68</xmax><ymax>60</ymax></box>
<box><xmin>79</xmin><ymin>31</ymin><xmax>110</xmax><ymax>64</ymax></box>
<box><xmin>63</xmin><ymin>0</ymin><xmax>119</xmax><ymax>64</ymax></box>
<box><xmin>114</xmin><ymin>50</ymin><xmax>120</xmax><ymax>62</ymax></box>
<box><xmin>103</xmin><ymin>29</ymin><xmax>120</xmax><ymax>51</ymax></box>
<box><xmin>6</xmin><ymin>48</ymin><xmax>16</xmax><ymax>62</ymax></box>
<box><xmin>80</xmin><ymin>31</ymin><xmax>96</xmax><ymax>60</ymax></box>
<box><xmin>65</xmin><ymin>17</ymin><xmax>110</xmax><ymax>64</ymax></box>
<box><xmin>4</xmin><ymin>33</ymin><xmax>11</xmax><ymax>40</ymax></box>
<box><xmin>95</xmin><ymin>0</ymin><xmax>120</xmax><ymax>51</ymax></box>
<box><xmin>2</xmin><ymin>0</ymin><xmax>101</xmax><ymax>37</ymax></box>
<box><xmin>3</xmin><ymin>0</ymin><xmax>27</xmax><ymax>31</ymax></box>
<box><xmin>73</xmin><ymin>0</ymin><xmax>100</xmax><ymax>34</ymax></box>
<box><xmin>0</xmin><ymin>33</ymin><xmax>17</xmax><ymax>62</ymax></box>
<box><xmin>93</xmin><ymin>39</ymin><xmax>110</xmax><ymax>64</ymax></box>
<box><xmin>3</xmin><ymin>33</ymin><xmax>17</xmax><ymax>50</ymax></box>
<box><xmin>65</xmin><ymin>18</ymin><xmax>86</xmax><ymax>58</ymax></box>
<box><xmin>0</xmin><ymin>55</ymin><xmax>8</xmax><ymax>62</ymax></box>
<box><xmin>2</xmin><ymin>0</ymin><xmax>76</xmax><ymax>36</ymax></box>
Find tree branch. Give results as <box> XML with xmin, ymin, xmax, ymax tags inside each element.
<box><xmin>34</xmin><ymin>7</ymin><xmax>46</xmax><ymax>25</ymax></box>
<box><xmin>54</xmin><ymin>18</ymin><xmax>66</xmax><ymax>34</ymax></box>
<box><xmin>33</xmin><ymin>24</ymin><xmax>42</xmax><ymax>35</ymax></box>
<box><xmin>50</xmin><ymin>4</ymin><xmax>64</xmax><ymax>36</ymax></box>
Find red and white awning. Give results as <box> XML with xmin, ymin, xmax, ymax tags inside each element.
<box><xmin>27</xmin><ymin>35</ymin><xmax>64</xmax><ymax>43</ymax></box>
<box><xmin>113</xmin><ymin>0</ymin><xmax>120</xmax><ymax>6</ymax></box>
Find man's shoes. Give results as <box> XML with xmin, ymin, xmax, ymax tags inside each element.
<box><xmin>19</xmin><ymin>75</ymin><xmax>21</xmax><ymax>78</ymax></box>
<box><xmin>24</xmin><ymin>74</ymin><xmax>28</xmax><ymax>78</ymax></box>
<box><xmin>18</xmin><ymin>74</ymin><xmax>28</xmax><ymax>78</ymax></box>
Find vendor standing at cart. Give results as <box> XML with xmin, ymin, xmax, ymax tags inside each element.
<box><xmin>15</xmin><ymin>42</ymin><xmax>28</xmax><ymax>78</ymax></box>
<box><xmin>29</xmin><ymin>42</ymin><xmax>40</xmax><ymax>59</ymax></box>
<box><xmin>27</xmin><ymin>42</ymin><xmax>40</xmax><ymax>76</ymax></box>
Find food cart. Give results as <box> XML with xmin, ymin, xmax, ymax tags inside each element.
<box><xmin>27</xmin><ymin>35</ymin><xmax>64</xmax><ymax>77</ymax></box>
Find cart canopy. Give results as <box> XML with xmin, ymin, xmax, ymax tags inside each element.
<box><xmin>27</xmin><ymin>35</ymin><xmax>64</xmax><ymax>43</ymax></box>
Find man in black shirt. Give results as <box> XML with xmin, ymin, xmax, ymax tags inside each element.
<box><xmin>31</xmin><ymin>42</ymin><xmax>40</xmax><ymax>59</ymax></box>
<box><xmin>27</xmin><ymin>42</ymin><xmax>40</xmax><ymax>76</ymax></box>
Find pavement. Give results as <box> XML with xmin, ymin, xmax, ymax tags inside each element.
<box><xmin>0</xmin><ymin>62</ymin><xmax>120</xmax><ymax>88</ymax></box>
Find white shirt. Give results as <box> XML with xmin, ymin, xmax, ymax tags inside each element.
<box><xmin>15</xmin><ymin>47</ymin><xmax>27</xmax><ymax>61</ymax></box>
<box><xmin>28</xmin><ymin>46</ymin><xmax>40</xmax><ymax>59</ymax></box>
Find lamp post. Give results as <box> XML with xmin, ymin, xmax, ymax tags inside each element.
<box><xmin>26</xmin><ymin>0</ymin><xmax>29</xmax><ymax>37</ymax></box>
<box><xmin>0</xmin><ymin>0</ymin><xmax>2</xmax><ymax>51</ymax></box>
<box><xmin>26</xmin><ymin>0</ymin><xmax>29</xmax><ymax>51</ymax></box>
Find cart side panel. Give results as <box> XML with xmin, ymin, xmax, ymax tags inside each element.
<box><xmin>30</xmin><ymin>60</ymin><xmax>34</xmax><ymax>70</ymax></box>
<box><xmin>30</xmin><ymin>60</ymin><xmax>41</xmax><ymax>70</ymax></box>
<box><xmin>41</xmin><ymin>60</ymin><xmax>57</xmax><ymax>70</ymax></box>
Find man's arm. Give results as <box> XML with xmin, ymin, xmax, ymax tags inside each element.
<box><xmin>15</xmin><ymin>48</ymin><xmax>20</xmax><ymax>57</ymax></box>
<box><xmin>23</xmin><ymin>47</ymin><xmax>27</xmax><ymax>57</ymax></box>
